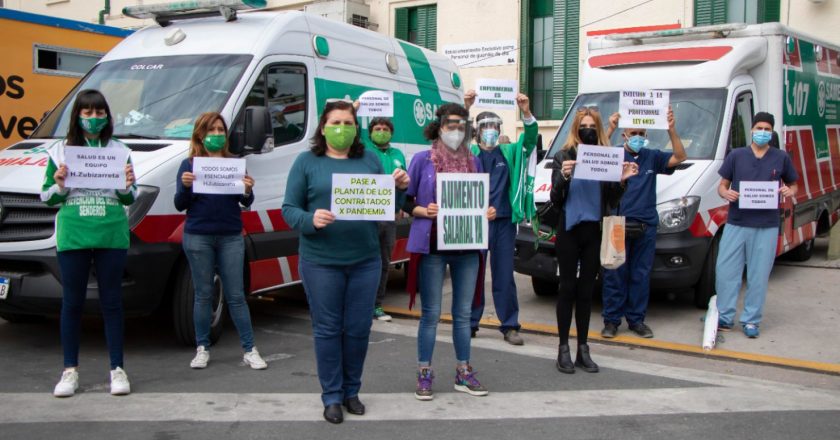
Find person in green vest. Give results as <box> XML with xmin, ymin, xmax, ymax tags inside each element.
<box><xmin>364</xmin><ymin>116</ymin><xmax>407</xmax><ymax>322</ymax></box>
<box><xmin>41</xmin><ymin>89</ymin><xmax>136</xmax><ymax>398</ymax></box>
<box><xmin>464</xmin><ymin>90</ymin><xmax>539</xmax><ymax>345</ymax></box>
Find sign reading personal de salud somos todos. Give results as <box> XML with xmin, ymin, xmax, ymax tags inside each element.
<box><xmin>573</xmin><ymin>144</ymin><xmax>624</xmax><ymax>182</ymax></box>
<box><xmin>192</xmin><ymin>157</ymin><xmax>246</xmax><ymax>195</ymax></box>
<box><xmin>331</xmin><ymin>174</ymin><xmax>395</xmax><ymax>221</ymax></box>
<box><xmin>357</xmin><ymin>90</ymin><xmax>394</xmax><ymax>117</ymax></box>
<box><xmin>442</xmin><ymin>40</ymin><xmax>517</xmax><ymax>68</ymax></box>
<box><xmin>618</xmin><ymin>90</ymin><xmax>670</xmax><ymax>130</ymax></box>
<box><xmin>475</xmin><ymin>78</ymin><xmax>518</xmax><ymax>110</ymax></box>
<box><xmin>64</xmin><ymin>146</ymin><xmax>130</xmax><ymax>190</ymax></box>
<box><xmin>436</xmin><ymin>173</ymin><xmax>489</xmax><ymax>251</ymax></box>
<box><xmin>738</xmin><ymin>180</ymin><xmax>779</xmax><ymax>210</ymax></box>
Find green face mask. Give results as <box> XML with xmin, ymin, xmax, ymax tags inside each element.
<box><xmin>324</xmin><ymin>125</ymin><xmax>356</xmax><ymax>151</ymax></box>
<box><xmin>370</xmin><ymin>130</ymin><xmax>392</xmax><ymax>146</ymax></box>
<box><xmin>78</xmin><ymin>116</ymin><xmax>108</xmax><ymax>135</ymax></box>
<box><xmin>203</xmin><ymin>134</ymin><xmax>226</xmax><ymax>152</ymax></box>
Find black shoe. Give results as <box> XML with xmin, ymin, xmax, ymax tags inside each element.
<box><xmin>601</xmin><ymin>322</ymin><xmax>619</xmax><ymax>339</ymax></box>
<box><xmin>574</xmin><ymin>344</ymin><xmax>600</xmax><ymax>373</ymax></box>
<box><xmin>628</xmin><ymin>322</ymin><xmax>654</xmax><ymax>338</ymax></box>
<box><xmin>323</xmin><ymin>404</ymin><xmax>343</xmax><ymax>424</ymax></box>
<box><xmin>343</xmin><ymin>396</ymin><xmax>365</xmax><ymax>415</ymax></box>
<box><xmin>555</xmin><ymin>344</ymin><xmax>575</xmax><ymax>374</ymax></box>
<box><xmin>470</xmin><ymin>327</ymin><xmax>478</xmax><ymax>338</ymax></box>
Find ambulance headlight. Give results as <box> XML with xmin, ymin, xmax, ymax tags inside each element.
<box><xmin>127</xmin><ymin>185</ymin><xmax>160</xmax><ymax>230</ymax></box>
<box><xmin>656</xmin><ymin>196</ymin><xmax>700</xmax><ymax>233</ymax></box>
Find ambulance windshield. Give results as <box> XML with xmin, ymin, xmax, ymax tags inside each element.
<box><xmin>547</xmin><ymin>89</ymin><xmax>727</xmax><ymax>160</ymax></box>
<box><xmin>32</xmin><ymin>54</ymin><xmax>252</xmax><ymax>140</ymax></box>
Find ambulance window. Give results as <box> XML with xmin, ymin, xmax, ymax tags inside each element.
<box><xmin>234</xmin><ymin>64</ymin><xmax>307</xmax><ymax>150</ymax></box>
<box><xmin>34</xmin><ymin>45</ymin><xmax>103</xmax><ymax>78</ymax></box>
<box><xmin>728</xmin><ymin>91</ymin><xmax>753</xmax><ymax>151</ymax></box>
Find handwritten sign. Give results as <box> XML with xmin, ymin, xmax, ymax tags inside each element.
<box><xmin>436</xmin><ymin>173</ymin><xmax>489</xmax><ymax>250</ymax></box>
<box><xmin>331</xmin><ymin>174</ymin><xmax>395</xmax><ymax>221</ymax></box>
<box><xmin>739</xmin><ymin>181</ymin><xmax>779</xmax><ymax>209</ymax></box>
<box><xmin>357</xmin><ymin>90</ymin><xmax>394</xmax><ymax>117</ymax></box>
<box><xmin>573</xmin><ymin>145</ymin><xmax>624</xmax><ymax>182</ymax></box>
<box><xmin>618</xmin><ymin>90</ymin><xmax>669</xmax><ymax>130</ymax></box>
<box><xmin>64</xmin><ymin>146</ymin><xmax>129</xmax><ymax>190</ymax></box>
<box><xmin>442</xmin><ymin>40</ymin><xmax>517</xmax><ymax>68</ymax></box>
<box><xmin>193</xmin><ymin>157</ymin><xmax>246</xmax><ymax>194</ymax></box>
<box><xmin>475</xmin><ymin>79</ymin><xmax>518</xmax><ymax>110</ymax></box>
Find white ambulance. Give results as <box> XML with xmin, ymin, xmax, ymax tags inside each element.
<box><xmin>0</xmin><ymin>1</ymin><xmax>462</xmax><ymax>344</ymax></box>
<box><xmin>516</xmin><ymin>23</ymin><xmax>840</xmax><ymax>308</ymax></box>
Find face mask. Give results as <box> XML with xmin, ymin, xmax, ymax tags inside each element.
<box><xmin>481</xmin><ymin>129</ymin><xmax>500</xmax><ymax>148</ymax></box>
<box><xmin>324</xmin><ymin>125</ymin><xmax>356</xmax><ymax>150</ymax></box>
<box><xmin>440</xmin><ymin>130</ymin><xmax>465</xmax><ymax>150</ymax></box>
<box><xmin>79</xmin><ymin>116</ymin><xmax>108</xmax><ymax>135</ymax></box>
<box><xmin>203</xmin><ymin>134</ymin><xmax>226</xmax><ymax>152</ymax></box>
<box><xmin>752</xmin><ymin>131</ymin><xmax>772</xmax><ymax>147</ymax></box>
<box><xmin>371</xmin><ymin>130</ymin><xmax>392</xmax><ymax>146</ymax></box>
<box><xmin>627</xmin><ymin>135</ymin><xmax>648</xmax><ymax>153</ymax></box>
<box><xmin>578</xmin><ymin>128</ymin><xmax>598</xmax><ymax>145</ymax></box>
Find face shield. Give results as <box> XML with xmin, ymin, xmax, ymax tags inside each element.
<box><xmin>476</xmin><ymin>116</ymin><xmax>503</xmax><ymax>147</ymax></box>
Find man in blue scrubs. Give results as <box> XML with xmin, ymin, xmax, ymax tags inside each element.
<box><xmin>715</xmin><ymin>112</ymin><xmax>798</xmax><ymax>338</ymax></box>
<box><xmin>601</xmin><ymin>107</ymin><xmax>686</xmax><ymax>339</ymax></box>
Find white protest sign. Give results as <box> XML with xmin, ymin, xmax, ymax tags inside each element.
<box><xmin>573</xmin><ymin>144</ymin><xmax>624</xmax><ymax>182</ymax></box>
<box><xmin>192</xmin><ymin>157</ymin><xmax>246</xmax><ymax>195</ymax></box>
<box><xmin>618</xmin><ymin>90</ymin><xmax>670</xmax><ymax>130</ymax></box>
<box><xmin>442</xmin><ymin>40</ymin><xmax>517</xmax><ymax>68</ymax></box>
<box><xmin>475</xmin><ymin>79</ymin><xmax>518</xmax><ymax>110</ymax></box>
<box><xmin>738</xmin><ymin>181</ymin><xmax>779</xmax><ymax>209</ymax></box>
<box><xmin>64</xmin><ymin>146</ymin><xmax>130</xmax><ymax>190</ymax></box>
<box><xmin>357</xmin><ymin>90</ymin><xmax>394</xmax><ymax>117</ymax></box>
<box><xmin>331</xmin><ymin>174</ymin><xmax>395</xmax><ymax>221</ymax></box>
<box><xmin>436</xmin><ymin>173</ymin><xmax>489</xmax><ymax>251</ymax></box>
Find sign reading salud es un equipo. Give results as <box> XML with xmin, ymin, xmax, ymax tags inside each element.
<box><xmin>436</xmin><ymin>173</ymin><xmax>489</xmax><ymax>251</ymax></box>
<box><xmin>618</xmin><ymin>90</ymin><xmax>669</xmax><ymax>130</ymax></box>
<box><xmin>63</xmin><ymin>146</ymin><xmax>130</xmax><ymax>190</ymax></box>
<box><xmin>192</xmin><ymin>157</ymin><xmax>246</xmax><ymax>195</ymax></box>
<box><xmin>331</xmin><ymin>174</ymin><xmax>395</xmax><ymax>221</ymax></box>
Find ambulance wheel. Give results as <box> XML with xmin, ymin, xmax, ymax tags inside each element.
<box><xmin>786</xmin><ymin>238</ymin><xmax>814</xmax><ymax>262</ymax></box>
<box><xmin>694</xmin><ymin>233</ymin><xmax>720</xmax><ymax>309</ymax></box>
<box><xmin>531</xmin><ymin>277</ymin><xmax>559</xmax><ymax>297</ymax></box>
<box><xmin>172</xmin><ymin>260</ymin><xmax>225</xmax><ymax>346</ymax></box>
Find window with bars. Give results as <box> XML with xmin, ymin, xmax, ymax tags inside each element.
<box><xmin>695</xmin><ymin>0</ymin><xmax>780</xmax><ymax>26</ymax></box>
<box><xmin>395</xmin><ymin>5</ymin><xmax>437</xmax><ymax>51</ymax></box>
<box><xmin>351</xmin><ymin>14</ymin><xmax>369</xmax><ymax>29</ymax></box>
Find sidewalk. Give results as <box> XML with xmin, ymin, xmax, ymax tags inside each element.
<box><xmin>381</xmin><ymin>237</ymin><xmax>840</xmax><ymax>373</ymax></box>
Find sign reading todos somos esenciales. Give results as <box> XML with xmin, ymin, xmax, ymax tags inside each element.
<box><xmin>618</xmin><ymin>90</ymin><xmax>669</xmax><ymax>130</ymax></box>
<box><xmin>63</xmin><ymin>146</ymin><xmax>130</xmax><ymax>190</ymax></box>
<box><xmin>436</xmin><ymin>173</ymin><xmax>489</xmax><ymax>251</ymax></box>
<box><xmin>739</xmin><ymin>180</ymin><xmax>779</xmax><ymax>210</ymax></box>
<box><xmin>192</xmin><ymin>157</ymin><xmax>246</xmax><ymax>195</ymax></box>
<box><xmin>573</xmin><ymin>145</ymin><xmax>624</xmax><ymax>182</ymax></box>
<box><xmin>331</xmin><ymin>174</ymin><xmax>395</xmax><ymax>221</ymax></box>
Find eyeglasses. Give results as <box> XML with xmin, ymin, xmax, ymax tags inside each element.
<box><xmin>576</xmin><ymin>105</ymin><xmax>600</xmax><ymax>113</ymax></box>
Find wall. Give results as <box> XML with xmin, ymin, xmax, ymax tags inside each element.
<box><xmin>782</xmin><ymin>0</ymin><xmax>840</xmax><ymax>44</ymax></box>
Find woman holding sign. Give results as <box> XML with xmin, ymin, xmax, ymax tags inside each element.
<box><xmin>283</xmin><ymin>100</ymin><xmax>409</xmax><ymax>424</ymax></box>
<box><xmin>41</xmin><ymin>89</ymin><xmax>136</xmax><ymax>397</ymax></box>
<box><xmin>549</xmin><ymin>107</ymin><xmax>637</xmax><ymax>374</ymax></box>
<box><xmin>403</xmin><ymin>103</ymin><xmax>495</xmax><ymax>401</ymax></box>
<box><xmin>174</xmin><ymin>112</ymin><xmax>267</xmax><ymax>371</ymax></box>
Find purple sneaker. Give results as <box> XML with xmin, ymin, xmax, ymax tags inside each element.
<box><xmin>415</xmin><ymin>368</ymin><xmax>434</xmax><ymax>401</ymax></box>
<box><xmin>454</xmin><ymin>364</ymin><xmax>488</xmax><ymax>396</ymax></box>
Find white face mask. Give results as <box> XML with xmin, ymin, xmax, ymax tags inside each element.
<box><xmin>440</xmin><ymin>130</ymin><xmax>465</xmax><ymax>150</ymax></box>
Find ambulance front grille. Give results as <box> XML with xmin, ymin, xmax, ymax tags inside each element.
<box><xmin>0</xmin><ymin>193</ymin><xmax>58</xmax><ymax>242</ymax></box>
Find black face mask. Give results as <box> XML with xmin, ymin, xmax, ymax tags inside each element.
<box><xmin>578</xmin><ymin>127</ymin><xmax>598</xmax><ymax>145</ymax></box>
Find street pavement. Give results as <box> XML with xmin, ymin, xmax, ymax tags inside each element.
<box><xmin>0</xmin><ymin>295</ymin><xmax>839</xmax><ymax>439</ymax></box>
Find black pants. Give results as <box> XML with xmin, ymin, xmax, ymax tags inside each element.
<box><xmin>554</xmin><ymin>221</ymin><xmax>601</xmax><ymax>346</ymax></box>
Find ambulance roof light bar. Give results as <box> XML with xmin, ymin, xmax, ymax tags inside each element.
<box><xmin>604</xmin><ymin>23</ymin><xmax>747</xmax><ymax>44</ymax></box>
<box><xmin>124</xmin><ymin>0</ymin><xmax>267</xmax><ymax>27</ymax></box>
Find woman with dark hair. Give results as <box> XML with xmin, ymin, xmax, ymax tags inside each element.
<box><xmin>404</xmin><ymin>103</ymin><xmax>495</xmax><ymax>401</ymax></box>
<box><xmin>41</xmin><ymin>89</ymin><xmax>136</xmax><ymax>397</ymax></box>
<box><xmin>283</xmin><ymin>100</ymin><xmax>409</xmax><ymax>424</ymax></box>
<box><xmin>174</xmin><ymin>112</ymin><xmax>266</xmax><ymax>371</ymax></box>
<box><xmin>550</xmin><ymin>107</ymin><xmax>637</xmax><ymax>374</ymax></box>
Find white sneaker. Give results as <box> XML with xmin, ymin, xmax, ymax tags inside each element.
<box><xmin>53</xmin><ymin>369</ymin><xmax>79</xmax><ymax>398</ymax></box>
<box><xmin>190</xmin><ymin>346</ymin><xmax>210</xmax><ymax>369</ymax></box>
<box><xmin>110</xmin><ymin>367</ymin><xmax>131</xmax><ymax>396</ymax></box>
<box><xmin>243</xmin><ymin>348</ymin><xmax>268</xmax><ymax>370</ymax></box>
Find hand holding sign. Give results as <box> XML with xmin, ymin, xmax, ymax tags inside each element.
<box><xmin>618</xmin><ymin>90</ymin><xmax>670</xmax><ymax>130</ymax></box>
<box><xmin>54</xmin><ymin>164</ymin><xmax>68</xmax><ymax>189</ymax></box>
<box><xmin>125</xmin><ymin>163</ymin><xmax>135</xmax><ymax>189</ymax></box>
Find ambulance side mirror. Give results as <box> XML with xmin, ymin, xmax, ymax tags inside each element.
<box><xmin>243</xmin><ymin>106</ymin><xmax>273</xmax><ymax>155</ymax></box>
<box><xmin>536</xmin><ymin>134</ymin><xmax>547</xmax><ymax>162</ymax></box>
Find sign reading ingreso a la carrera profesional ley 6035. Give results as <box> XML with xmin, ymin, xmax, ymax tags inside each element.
<box><xmin>618</xmin><ymin>90</ymin><xmax>669</xmax><ymax>130</ymax></box>
<box><xmin>436</xmin><ymin>173</ymin><xmax>489</xmax><ymax>251</ymax></box>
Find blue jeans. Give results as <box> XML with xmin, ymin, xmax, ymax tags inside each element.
<box><xmin>602</xmin><ymin>225</ymin><xmax>657</xmax><ymax>326</ymax></box>
<box><xmin>183</xmin><ymin>233</ymin><xmax>254</xmax><ymax>351</ymax></box>
<box><xmin>418</xmin><ymin>252</ymin><xmax>479</xmax><ymax>365</ymax></box>
<box><xmin>715</xmin><ymin>224</ymin><xmax>778</xmax><ymax>326</ymax></box>
<box><xmin>299</xmin><ymin>256</ymin><xmax>381</xmax><ymax>406</ymax></box>
<box><xmin>471</xmin><ymin>219</ymin><xmax>521</xmax><ymax>333</ymax></box>
<box><xmin>57</xmin><ymin>248</ymin><xmax>127</xmax><ymax>369</ymax></box>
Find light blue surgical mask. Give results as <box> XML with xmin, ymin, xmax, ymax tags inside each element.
<box><xmin>627</xmin><ymin>135</ymin><xmax>648</xmax><ymax>153</ymax></box>
<box><xmin>481</xmin><ymin>129</ymin><xmax>500</xmax><ymax>148</ymax></box>
<box><xmin>752</xmin><ymin>130</ymin><xmax>772</xmax><ymax>147</ymax></box>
